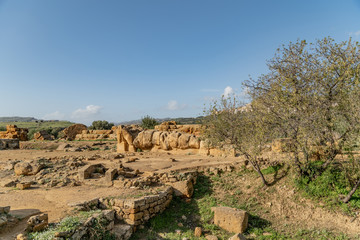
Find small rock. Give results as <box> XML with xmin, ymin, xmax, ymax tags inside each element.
<box><xmin>194</xmin><ymin>227</ymin><xmax>202</xmax><ymax>237</ymax></box>
<box><xmin>16</xmin><ymin>182</ymin><xmax>31</xmax><ymax>190</ymax></box>
<box><xmin>16</xmin><ymin>233</ymin><xmax>28</xmax><ymax>240</ymax></box>
<box><xmin>175</xmin><ymin>229</ymin><xmax>182</xmax><ymax>235</ymax></box>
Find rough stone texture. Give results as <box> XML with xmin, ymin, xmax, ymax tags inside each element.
<box><xmin>169</xmin><ymin>179</ymin><xmax>194</xmax><ymax>198</ymax></box>
<box><xmin>33</xmin><ymin>130</ymin><xmax>54</xmax><ymax>141</ymax></box>
<box><xmin>211</xmin><ymin>206</ymin><xmax>248</xmax><ymax>233</ymax></box>
<box><xmin>117</xmin><ymin>127</ymin><xmax>233</xmax><ymax>157</ymax></box>
<box><xmin>104</xmin><ymin>186</ymin><xmax>173</xmax><ymax>226</ymax></box>
<box><xmin>133</xmin><ymin>130</ymin><xmax>201</xmax><ymax>152</ymax></box>
<box><xmin>75</xmin><ymin>128</ymin><xmax>116</xmax><ymax>140</ymax></box>
<box><xmin>113</xmin><ymin>224</ymin><xmax>133</xmax><ymax>240</ymax></box>
<box><xmin>26</xmin><ymin>213</ymin><xmax>48</xmax><ymax>232</ymax></box>
<box><xmin>116</xmin><ymin>125</ymin><xmax>143</xmax><ymax>152</ymax></box>
<box><xmin>62</xmin><ymin>124</ymin><xmax>87</xmax><ymax>141</ymax></box>
<box><xmin>0</xmin><ymin>125</ymin><xmax>28</xmax><ymax>141</ymax></box>
<box><xmin>194</xmin><ymin>227</ymin><xmax>202</xmax><ymax>237</ymax></box>
<box><xmin>14</xmin><ymin>161</ymin><xmax>45</xmax><ymax>176</ymax></box>
<box><xmin>0</xmin><ymin>206</ymin><xmax>10</xmax><ymax>214</ymax></box>
<box><xmin>16</xmin><ymin>182</ymin><xmax>31</xmax><ymax>190</ymax></box>
<box><xmin>229</xmin><ymin>233</ymin><xmax>247</xmax><ymax>240</ymax></box>
<box><xmin>14</xmin><ymin>162</ymin><xmax>33</xmax><ymax>176</ymax></box>
<box><xmin>105</xmin><ymin>168</ymin><xmax>118</xmax><ymax>183</ymax></box>
<box><xmin>78</xmin><ymin>164</ymin><xmax>106</xmax><ymax>181</ymax></box>
<box><xmin>0</xmin><ymin>139</ymin><xmax>20</xmax><ymax>150</ymax></box>
<box><xmin>155</xmin><ymin>122</ymin><xmax>201</xmax><ymax>136</ymax></box>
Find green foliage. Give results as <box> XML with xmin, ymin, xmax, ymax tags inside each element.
<box><xmin>140</xmin><ymin>115</ymin><xmax>158</xmax><ymax>129</ymax></box>
<box><xmin>296</xmin><ymin>163</ymin><xmax>360</xmax><ymax>211</ymax></box>
<box><xmin>28</xmin><ymin>216</ymin><xmax>81</xmax><ymax>240</ymax></box>
<box><xmin>0</xmin><ymin>126</ymin><xmax>6</xmax><ymax>131</ymax></box>
<box><xmin>261</xmin><ymin>164</ymin><xmax>283</xmax><ymax>175</ymax></box>
<box><xmin>27</xmin><ymin>210</ymin><xmax>113</xmax><ymax>240</ymax></box>
<box><xmin>88</xmin><ymin>120</ymin><xmax>114</xmax><ymax>130</ymax></box>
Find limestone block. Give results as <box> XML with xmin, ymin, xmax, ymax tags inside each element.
<box><xmin>211</xmin><ymin>206</ymin><xmax>248</xmax><ymax>233</ymax></box>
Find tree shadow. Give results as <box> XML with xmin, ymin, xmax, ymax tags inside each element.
<box><xmin>267</xmin><ymin>164</ymin><xmax>290</xmax><ymax>186</ymax></box>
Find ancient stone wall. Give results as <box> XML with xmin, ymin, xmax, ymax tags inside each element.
<box><xmin>0</xmin><ymin>125</ymin><xmax>28</xmax><ymax>141</ymax></box>
<box><xmin>154</xmin><ymin>121</ymin><xmax>201</xmax><ymax>136</ymax></box>
<box><xmin>0</xmin><ymin>139</ymin><xmax>19</xmax><ymax>150</ymax></box>
<box><xmin>75</xmin><ymin>129</ymin><xmax>116</xmax><ymax>140</ymax></box>
<box><xmin>68</xmin><ymin>186</ymin><xmax>173</xmax><ymax>235</ymax></box>
<box><xmin>33</xmin><ymin>130</ymin><xmax>54</xmax><ymax>141</ymax></box>
<box><xmin>105</xmin><ymin>186</ymin><xmax>173</xmax><ymax>226</ymax></box>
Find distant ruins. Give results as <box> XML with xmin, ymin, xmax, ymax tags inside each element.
<box><xmin>116</xmin><ymin>122</ymin><xmax>235</xmax><ymax>157</ymax></box>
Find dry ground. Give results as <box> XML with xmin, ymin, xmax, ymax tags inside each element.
<box><xmin>0</xmin><ymin>141</ymin><xmax>359</xmax><ymax>239</ymax></box>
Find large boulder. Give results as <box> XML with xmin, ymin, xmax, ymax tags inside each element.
<box><xmin>178</xmin><ymin>133</ymin><xmax>190</xmax><ymax>149</ymax></box>
<box><xmin>63</xmin><ymin>124</ymin><xmax>87</xmax><ymax>140</ymax></box>
<box><xmin>14</xmin><ymin>162</ymin><xmax>33</xmax><ymax>176</ymax></box>
<box><xmin>133</xmin><ymin>130</ymin><xmax>155</xmax><ymax>150</ymax></box>
<box><xmin>211</xmin><ymin>206</ymin><xmax>248</xmax><ymax>233</ymax></box>
<box><xmin>168</xmin><ymin>132</ymin><xmax>181</xmax><ymax>149</ymax></box>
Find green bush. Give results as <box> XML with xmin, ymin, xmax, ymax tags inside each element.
<box><xmin>296</xmin><ymin>162</ymin><xmax>360</xmax><ymax>210</ymax></box>
<box><xmin>88</xmin><ymin>120</ymin><xmax>114</xmax><ymax>130</ymax></box>
<box><xmin>140</xmin><ymin>115</ymin><xmax>158</xmax><ymax>129</ymax></box>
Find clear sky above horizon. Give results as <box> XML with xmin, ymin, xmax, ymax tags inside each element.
<box><xmin>0</xmin><ymin>0</ymin><xmax>359</xmax><ymax>125</ymax></box>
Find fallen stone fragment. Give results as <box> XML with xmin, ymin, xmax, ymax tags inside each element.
<box><xmin>194</xmin><ymin>226</ymin><xmax>202</xmax><ymax>237</ymax></box>
<box><xmin>16</xmin><ymin>182</ymin><xmax>31</xmax><ymax>190</ymax></box>
<box><xmin>211</xmin><ymin>206</ymin><xmax>248</xmax><ymax>233</ymax></box>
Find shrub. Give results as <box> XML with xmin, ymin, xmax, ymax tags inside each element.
<box><xmin>88</xmin><ymin>120</ymin><xmax>114</xmax><ymax>130</ymax></box>
<box><xmin>140</xmin><ymin>115</ymin><xmax>158</xmax><ymax>129</ymax></box>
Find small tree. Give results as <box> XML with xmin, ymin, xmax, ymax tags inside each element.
<box><xmin>88</xmin><ymin>120</ymin><xmax>114</xmax><ymax>130</ymax></box>
<box><xmin>245</xmin><ymin>37</ymin><xmax>360</xmax><ymax>201</ymax></box>
<box><xmin>140</xmin><ymin>115</ymin><xmax>158</xmax><ymax>129</ymax></box>
<box><xmin>203</xmin><ymin>97</ymin><xmax>272</xmax><ymax>186</ymax></box>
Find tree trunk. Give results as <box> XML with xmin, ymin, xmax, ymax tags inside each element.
<box><xmin>248</xmin><ymin>157</ymin><xmax>268</xmax><ymax>186</ymax></box>
<box><xmin>342</xmin><ymin>178</ymin><xmax>360</xmax><ymax>203</ymax></box>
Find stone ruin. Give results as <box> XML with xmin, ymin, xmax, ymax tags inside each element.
<box><xmin>0</xmin><ymin>139</ymin><xmax>19</xmax><ymax>150</ymax></box>
<box><xmin>154</xmin><ymin>121</ymin><xmax>201</xmax><ymax>136</ymax></box>
<box><xmin>116</xmin><ymin>124</ymin><xmax>235</xmax><ymax>157</ymax></box>
<box><xmin>33</xmin><ymin>130</ymin><xmax>54</xmax><ymax>141</ymax></box>
<box><xmin>75</xmin><ymin>127</ymin><xmax>117</xmax><ymax>140</ymax></box>
<box><xmin>62</xmin><ymin>124</ymin><xmax>87</xmax><ymax>140</ymax></box>
<box><xmin>0</xmin><ymin>125</ymin><xmax>28</xmax><ymax>141</ymax></box>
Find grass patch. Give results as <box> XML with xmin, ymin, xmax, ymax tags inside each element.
<box><xmin>27</xmin><ymin>210</ymin><xmax>115</xmax><ymax>240</ymax></box>
<box><xmin>295</xmin><ymin>162</ymin><xmax>360</xmax><ymax>214</ymax></box>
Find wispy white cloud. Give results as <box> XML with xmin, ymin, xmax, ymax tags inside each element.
<box><xmin>223</xmin><ymin>86</ymin><xmax>234</xmax><ymax>98</ymax></box>
<box><xmin>349</xmin><ymin>30</ymin><xmax>360</xmax><ymax>37</ymax></box>
<box><xmin>43</xmin><ymin>111</ymin><xmax>66</xmax><ymax>120</ymax></box>
<box><xmin>71</xmin><ymin>105</ymin><xmax>102</xmax><ymax>119</ymax></box>
<box><xmin>166</xmin><ymin>100</ymin><xmax>187</xmax><ymax>111</ymax></box>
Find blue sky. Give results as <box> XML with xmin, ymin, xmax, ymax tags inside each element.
<box><xmin>0</xmin><ymin>0</ymin><xmax>359</xmax><ymax>124</ymax></box>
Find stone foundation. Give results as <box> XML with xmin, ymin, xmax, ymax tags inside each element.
<box><xmin>0</xmin><ymin>125</ymin><xmax>28</xmax><ymax>141</ymax></box>
<box><xmin>0</xmin><ymin>139</ymin><xmax>20</xmax><ymax>150</ymax></box>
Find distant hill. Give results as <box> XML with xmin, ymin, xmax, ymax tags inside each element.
<box><xmin>120</xmin><ymin>116</ymin><xmax>204</xmax><ymax>125</ymax></box>
<box><xmin>0</xmin><ymin>116</ymin><xmax>38</xmax><ymax>122</ymax></box>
